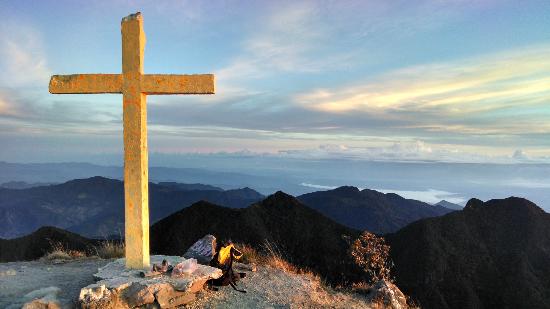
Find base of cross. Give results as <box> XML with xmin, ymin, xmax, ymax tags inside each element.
<box><xmin>78</xmin><ymin>256</ymin><xmax>222</xmax><ymax>308</ymax></box>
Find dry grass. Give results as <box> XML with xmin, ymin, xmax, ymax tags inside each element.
<box><xmin>235</xmin><ymin>240</ymin><xmax>319</xmax><ymax>281</ymax></box>
<box><xmin>41</xmin><ymin>241</ymin><xmax>87</xmax><ymax>261</ymax></box>
<box><xmin>95</xmin><ymin>240</ymin><xmax>125</xmax><ymax>259</ymax></box>
<box><xmin>41</xmin><ymin>239</ymin><xmax>125</xmax><ymax>261</ymax></box>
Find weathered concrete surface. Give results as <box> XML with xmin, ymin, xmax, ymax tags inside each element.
<box><xmin>0</xmin><ymin>258</ymin><xmax>110</xmax><ymax>309</ymax></box>
<box><xmin>79</xmin><ymin>255</ymin><xmax>222</xmax><ymax>308</ymax></box>
<box><xmin>121</xmin><ymin>11</ymin><xmax>150</xmax><ymax>270</ymax></box>
<box><xmin>142</xmin><ymin>74</ymin><xmax>215</xmax><ymax>94</ymax></box>
<box><xmin>49</xmin><ymin>74</ymin><xmax>122</xmax><ymax>94</ymax></box>
<box><xmin>47</xmin><ymin>11</ymin><xmax>215</xmax><ymax>269</ymax></box>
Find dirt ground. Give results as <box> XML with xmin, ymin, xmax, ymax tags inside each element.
<box><xmin>0</xmin><ymin>258</ymin><xmax>110</xmax><ymax>308</ymax></box>
<box><xmin>187</xmin><ymin>265</ymin><xmax>374</xmax><ymax>309</ymax></box>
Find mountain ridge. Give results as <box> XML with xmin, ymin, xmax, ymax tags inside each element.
<box><xmin>297</xmin><ymin>186</ymin><xmax>453</xmax><ymax>234</ymax></box>
<box><xmin>386</xmin><ymin>196</ymin><xmax>550</xmax><ymax>309</ymax></box>
<box><xmin>150</xmin><ymin>192</ymin><xmax>362</xmax><ymax>284</ymax></box>
<box><xmin>0</xmin><ymin>177</ymin><xmax>264</xmax><ymax>239</ymax></box>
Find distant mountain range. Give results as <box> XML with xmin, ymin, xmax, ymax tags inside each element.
<box><xmin>0</xmin><ymin>177</ymin><xmax>456</xmax><ymax>239</ymax></box>
<box><xmin>0</xmin><ymin>181</ymin><xmax>57</xmax><ymax>189</ymax></box>
<box><xmin>386</xmin><ymin>197</ymin><xmax>550</xmax><ymax>309</ymax></box>
<box><xmin>0</xmin><ymin>161</ymin><xmax>300</xmax><ymax>194</ymax></box>
<box><xmin>0</xmin><ymin>177</ymin><xmax>264</xmax><ymax>238</ymax></box>
<box><xmin>297</xmin><ymin>186</ymin><xmax>453</xmax><ymax>234</ymax></box>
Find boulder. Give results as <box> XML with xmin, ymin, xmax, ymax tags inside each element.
<box><xmin>79</xmin><ymin>255</ymin><xmax>222</xmax><ymax>309</ymax></box>
<box><xmin>21</xmin><ymin>287</ymin><xmax>62</xmax><ymax>309</ymax></box>
<box><xmin>365</xmin><ymin>279</ymin><xmax>408</xmax><ymax>309</ymax></box>
<box><xmin>183</xmin><ymin>234</ymin><xmax>216</xmax><ymax>264</ymax></box>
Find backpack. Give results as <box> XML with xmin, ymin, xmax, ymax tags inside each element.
<box><xmin>208</xmin><ymin>242</ymin><xmax>247</xmax><ymax>293</ymax></box>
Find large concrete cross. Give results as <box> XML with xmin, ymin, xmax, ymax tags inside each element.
<box><xmin>49</xmin><ymin>12</ymin><xmax>215</xmax><ymax>269</ymax></box>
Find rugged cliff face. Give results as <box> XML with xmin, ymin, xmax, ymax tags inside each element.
<box><xmin>386</xmin><ymin>197</ymin><xmax>550</xmax><ymax>309</ymax></box>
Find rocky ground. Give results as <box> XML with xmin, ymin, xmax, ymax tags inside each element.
<box><xmin>189</xmin><ymin>265</ymin><xmax>401</xmax><ymax>309</ymax></box>
<box><xmin>0</xmin><ymin>259</ymin><xmax>405</xmax><ymax>308</ymax></box>
<box><xmin>0</xmin><ymin>258</ymin><xmax>110</xmax><ymax>308</ymax></box>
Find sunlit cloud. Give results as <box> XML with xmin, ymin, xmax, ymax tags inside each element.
<box><xmin>297</xmin><ymin>45</ymin><xmax>550</xmax><ymax>114</ymax></box>
<box><xmin>0</xmin><ymin>93</ymin><xmax>18</xmax><ymax>117</ymax></box>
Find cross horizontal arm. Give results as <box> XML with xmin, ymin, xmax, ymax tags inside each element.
<box><xmin>141</xmin><ymin>74</ymin><xmax>215</xmax><ymax>95</ymax></box>
<box><xmin>49</xmin><ymin>74</ymin><xmax>123</xmax><ymax>94</ymax></box>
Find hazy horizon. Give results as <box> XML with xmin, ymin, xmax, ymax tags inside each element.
<box><xmin>2</xmin><ymin>156</ymin><xmax>549</xmax><ymax>212</ymax></box>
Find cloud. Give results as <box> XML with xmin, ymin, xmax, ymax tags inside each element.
<box><xmin>512</xmin><ymin>149</ymin><xmax>530</xmax><ymax>161</ymax></box>
<box><xmin>216</xmin><ymin>2</ymin><xmax>355</xmax><ymax>82</ymax></box>
<box><xmin>0</xmin><ymin>91</ymin><xmax>19</xmax><ymax>117</ymax></box>
<box><xmin>295</xmin><ymin>46</ymin><xmax>550</xmax><ymax>116</ymax></box>
<box><xmin>277</xmin><ymin>141</ymin><xmax>550</xmax><ymax>163</ymax></box>
<box><xmin>0</xmin><ymin>23</ymin><xmax>51</xmax><ymax>87</ymax></box>
<box><xmin>375</xmin><ymin>188</ymin><xmax>466</xmax><ymax>205</ymax></box>
<box><xmin>300</xmin><ymin>183</ymin><xmax>338</xmax><ymax>190</ymax></box>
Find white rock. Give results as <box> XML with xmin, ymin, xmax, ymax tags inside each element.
<box><xmin>79</xmin><ymin>255</ymin><xmax>222</xmax><ymax>308</ymax></box>
<box><xmin>183</xmin><ymin>234</ymin><xmax>216</xmax><ymax>264</ymax></box>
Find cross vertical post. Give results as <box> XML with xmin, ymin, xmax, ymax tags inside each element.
<box><xmin>121</xmin><ymin>14</ymin><xmax>149</xmax><ymax>269</ymax></box>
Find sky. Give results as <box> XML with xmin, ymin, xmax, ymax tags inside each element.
<box><xmin>0</xmin><ymin>0</ymin><xmax>550</xmax><ymax>164</ymax></box>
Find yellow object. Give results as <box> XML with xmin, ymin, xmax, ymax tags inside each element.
<box><xmin>48</xmin><ymin>12</ymin><xmax>215</xmax><ymax>269</ymax></box>
<box><xmin>218</xmin><ymin>244</ymin><xmax>242</xmax><ymax>266</ymax></box>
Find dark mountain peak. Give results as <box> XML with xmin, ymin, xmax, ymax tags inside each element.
<box><xmin>465</xmin><ymin>196</ymin><xmax>544</xmax><ymax>214</ymax></box>
<box><xmin>0</xmin><ymin>226</ymin><xmax>97</xmax><ymax>262</ymax></box>
<box><xmin>33</xmin><ymin>225</ymin><xmax>68</xmax><ymax>235</ymax></box>
<box><xmin>464</xmin><ymin>198</ymin><xmax>484</xmax><ymax>210</ymax></box>
<box><xmin>486</xmin><ymin>196</ymin><xmax>545</xmax><ymax>213</ymax></box>
<box><xmin>387</xmin><ymin>196</ymin><xmax>550</xmax><ymax>309</ymax></box>
<box><xmin>260</xmin><ymin>191</ymin><xmax>299</xmax><ymax>207</ymax></box>
<box><xmin>225</xmin><ymin>187</ymin><xmax>264</xmax><ymax>198</ymax></box>
<box><xmin>333</xmin><ymin>186</ymin><xmax>360</xmax><ymax>194</ymax></box>
<box><xmin>239</xmin><ymin>187</ymin><xmax>259</xmax><ymax>194</ymax></box>
<box><xmin>186</xmin><ymin>199</ymin><xmax>224</xmax><ymax>211</ymax></box>
<box><xmin>64</xmin><ymin>176</ymin><xmax>121</xmax><ymax>186</ymax></box>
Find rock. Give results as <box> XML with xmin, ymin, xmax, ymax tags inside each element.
<box><xmin>365</xmin><ymin>279</ymin><xmax>408</xmax><ymax>309</ymax></box>
<box><xmin>234</xmin><ymin>262</ymin><xmax>257</xmax><ymax>272</ymax></box>
<box><xmin>155</xmin><ymin>285</ymin><xmax>195</xmax><ymax>308</ymax></box>
<box><xmin>21</xmin><ymin>287</ymin><xmax>62</xmax><ymax>309</ymax></box>
<box><xmin>79</xmin><ymin>255</ymin><xmax>222</xmax><ymax>309</ymax></box>
<box><xmin>0</xmin><ymin>268</ymin><xmax>17</xmax><ymax>276</ymax></box>
<box><xmin>122</xmin><ymin>283</ymin><xmax>155</xmax><ymax>307</ymax></box>
<box><xmin>183</xmin><ymin>234</ymin><xmax>216</xmax><ymax>264</ymax></box>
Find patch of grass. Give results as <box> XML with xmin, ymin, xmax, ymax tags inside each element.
<box><xmin>41</xmin><ymin>241</ymin><xmax>86</xmax><ymax>261</ymax></box>
<box><xmin>235</xmin><ymin>240</ymin><xmax>319</xmax><ymax>280</ymax></box>
<box><xmin>95</xmin><ymin>240</ymin><xmax>125</xmax><ymax>259</ymax></box>
<box><xmin>235</xmin><ymin>243</ymin><xmax>262</xmax><ymax>265</ymax></box>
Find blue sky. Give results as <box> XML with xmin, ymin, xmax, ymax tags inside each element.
<box><xmin>1</xmin><ymin>0</ymin><xmax>549</xmax><ymax>163</ymax></box>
